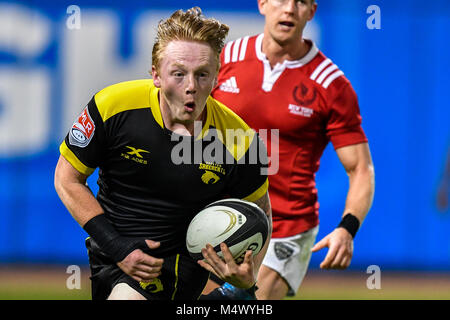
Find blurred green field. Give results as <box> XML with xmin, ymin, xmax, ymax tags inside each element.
<box><xmin>291</xmin><ymin>270</ymin><xmax>450</xmax><ymax>300</ymax></box>
<box><xmin>1</xmin><ymin>265</ymin><xmax>449</xmax><ymax>300</ymax></box>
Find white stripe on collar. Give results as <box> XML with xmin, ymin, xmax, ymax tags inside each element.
<box><xmin>255</xmin><ymin>33</ymin><xmax>319</xmax><ymax>92</ymax></box>
<box><xmin>255</xmin><ymin>33</ymin><xmax>319</xmax><ymax>68</ymax></box>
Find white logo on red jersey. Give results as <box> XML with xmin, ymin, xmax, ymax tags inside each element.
<box><xmin>69</xmin><ymin>106</ymin><xmax>95</xmax><ymax>147</ymax></box>
<box><xmin>288</xmin><ymin>104</ymin><xmax>314</xmax><ymax>118</ymax></box>
<box><xmin>219</xmin><ymin>76</ymin><xmax>240</xmax><ymax>94</ymax></box>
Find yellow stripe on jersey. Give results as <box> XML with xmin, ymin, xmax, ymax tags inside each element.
<box><xmin>204</xmin><ymin>97</ymin><xmax>255</xmax><ymax>162</ymax></box>
<box><xmin>171</xmin><ymin>254</ymin><xmax>180</xmax><ymax>300</ymax></box>
<box><xmin>149</xmin><ymin>83</ymin><xmax>164</xmax><ymax>128</ymax></box>
<box><xmin>94</xmin><ymin>79</ymin><xmax>153</xmax><ymax>122</ymax></box>
<box><xmin>243</xmin><ymin>178</ymin><xmax>269</xmax><ymax>203</ymax></box>
<box><xmin>60</xmin><ymin>141</ymin><xmax>95</xmax><ymax>176</ymax></box>
<box><xmin>93</xmin><ymin>79</ymin><xmax>255</xmax><ymax>164</ymax></box>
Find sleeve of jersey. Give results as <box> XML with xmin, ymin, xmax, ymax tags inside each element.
<box><xmin>326</xmin><ymin>83</ymin><xmax>368</xmax><ymax>149</ymax></box>
<box><xmin>59</xmin><ymin>97</ymin><xmax>106</xmax><ymax>176</ymax></box>
<box><xmin>227</xmin><ymin>133</ymin><xmax>269</xmax><ymax>202</ymax></box>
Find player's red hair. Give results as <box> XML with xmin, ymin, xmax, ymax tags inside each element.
<box><xmin>152</xmin><ymin>7</ymin><xmax>229</xmax><ymax>73</ymax></box>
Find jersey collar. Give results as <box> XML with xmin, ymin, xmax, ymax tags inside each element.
<box><xmin>255</xmin><ymin>33</ymin><xmax>319</xmax><ymax>69</ymax></box>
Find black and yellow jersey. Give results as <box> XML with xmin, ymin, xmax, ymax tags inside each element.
<box><xmin>60</xmin><ymin>79</ymin><xmax>268</xmax><ymax>257</ymax></box>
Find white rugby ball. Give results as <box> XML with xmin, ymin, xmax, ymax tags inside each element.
<box><xmin>186</xmin><ymin>198</ymin><xmax>269</xmax><ymax>264</ymax></box>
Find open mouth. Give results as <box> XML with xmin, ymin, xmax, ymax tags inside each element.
<box><xmin>184</xmin><ymin>102</ymin><xmax>196</xmax><ymax>112</ymax></box>
<box><xmin>279</xmin><ymin>21</ymin><xmax>295</xmax><ymax>28</ymax></box>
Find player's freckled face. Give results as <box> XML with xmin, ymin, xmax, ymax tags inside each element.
<box><xmin>152</xmin><ymin>40</ymin><xmax>218</xmax><ymax>133</ymax></box>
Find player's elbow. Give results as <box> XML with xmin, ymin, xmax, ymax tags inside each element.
<box><xmin>365</xmin><ymin>162</ymin><xmax>375</xmax><ymax>189</ymax></box>
<box><xmin>362</xmin><ymin>163</ymin><xmax>375</xmax><ymax>187</ymax></box>
<box><xmin>351</xmin><ymin>157</ymin><xmax>375</xmax><ymax>180</ymax></box>
<box><xmin>348</xmin><ymin>161</ymin><xmax>375</xmax><ymax>195</ymax></box>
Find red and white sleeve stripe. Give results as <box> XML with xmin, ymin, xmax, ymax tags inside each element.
<box><xmin>310</xmin><ymin>58</ymin><xmax>344</xmax><ymax>89</ymax></box>
<box><xmin>223</xmin><ymin>36</ymin><xmax>250</xmax><ymax>65</ymax></box>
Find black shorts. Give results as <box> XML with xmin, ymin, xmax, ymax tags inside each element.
<box><xmin>85</xmin><ymin>238</ymin><xmax>209</xmax><ymax>300</ymax></box>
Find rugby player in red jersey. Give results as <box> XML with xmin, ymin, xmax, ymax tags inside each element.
<box><xmin>209</xmin><ymin>0</ymin><xmax>375</xmax><ymax>299</ymax></box>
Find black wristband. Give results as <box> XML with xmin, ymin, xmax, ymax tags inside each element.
<box><xmin>83</xmin><ymin>214</ymin><xmax>147</xmax><ymax>262</ymax></box>
<box><xmin>245</xmin><ymin>284</ymin><xmax>258</xmax><ymax>297</ymax></box>
<box><xmin>337</xmin><ymin>213</ymin><xmax>360</xmax><ymax>238</ymax></box>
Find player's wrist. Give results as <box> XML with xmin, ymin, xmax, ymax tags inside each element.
<box><xmin>337</xmin><ymin>213</ymin><xmax>360</xmax><ymax>239</ymax></box>
<box><xmin>83</xmin><ymin>214</ymin><xmax>147</xmax><ymax>262</ymax></box>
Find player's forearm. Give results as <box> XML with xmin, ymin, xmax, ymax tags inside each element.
<box><xmin>343</xmin><ymin>163</ymin><xmax>375</xmax><ymax>225</ymax></box>
<box><xmin>57</xmin><ymin>180</ymin><xmax>104</xmax><ymax>226</ymax></box>
<box><xmin>55</xmin><ymin>178</ymin><xmax>104</xmax><ymax>227</ymax></box>
<box><xmin>54</xmin><ymin>158</ymin><xmax>104</xmax><ymax>227</ymax></box>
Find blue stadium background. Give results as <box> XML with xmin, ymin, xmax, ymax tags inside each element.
<box><xmin>0</xmin><ymin>0</ymin><xmax>448</xmax><ymax>272</ymax></box>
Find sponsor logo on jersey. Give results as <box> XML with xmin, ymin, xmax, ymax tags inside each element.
<box><xmin>219</xmin><ymin>76</ymin><xmax>240</xmax><ymax>94</ymax></box>
<box><xmin>121</xmin><ymin>145</ymin><xmax>150</xmax><ymax>164</ymax></box>
<box><xmin>199</xmin><ymin>162</ymin><xmax>226</xmax><ymax>175</ymax></box>
<box><xmin>69</xmin><ymin>106</ymin><xmax>95</xmax><ymax>148</ymax></box>
<box><xmin>201</xmin><ymin>170</ymin><xmax>220</xmax><ymax>185</ymax></box>
<box><xmin>125</xmin><ymin>146</ymin><xmax>150</xmax><ymax>158</ymax></box>
<box><xmin>288</xmin><ymin>104</ymin><xmax>314</xmax><ymax>118</ymax></box>
<box><xmin>293</xmin><ymin>82</ymin><xmax>317</xmax><ymax>107</ymax></box>
<box><xmin>199</xmin><ymin>162</ymin><xmax>225</xmax><ymax>184</ymax></box>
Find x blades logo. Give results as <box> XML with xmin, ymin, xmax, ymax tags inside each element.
<box><xmin>125</xmin><ymin>146</ymin><xmax>150</xmax><ymax>158</ymax></box>
<box><xmin>121</xmin><ymin>146</ymin><xmax>150</xmax><ymax>164</ymax></box>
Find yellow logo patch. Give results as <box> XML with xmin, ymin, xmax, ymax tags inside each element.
<box><xmin>199</xmin><ymin>162</ymin><xmax>225</xmax><ymax>185</ymax></box>
<box><xmin>201</xmin><ymin>170</ymin><xmax>220</xmax><ymax>184</ymax></box>
<box><xmin>139</xmin><ymin>278</ymin><xmax>163</xmax><ymax>293</ymax></box>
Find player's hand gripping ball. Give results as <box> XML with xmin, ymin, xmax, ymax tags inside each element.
<box><xmin>186</xmin><ymin>199</ymin><xmax>269</xmax><ymax>264</ymax></box>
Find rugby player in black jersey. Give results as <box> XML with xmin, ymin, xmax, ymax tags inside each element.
<box><xmin>54</xmin><ymin>7</ymin><xmax>272</xmax><ymax>300</ymax></box>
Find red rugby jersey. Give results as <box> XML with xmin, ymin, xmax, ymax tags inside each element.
<box><xmin>212</xmin><ymin>34</ymin><xmax>368</xmax><ymax>238</ymax></box>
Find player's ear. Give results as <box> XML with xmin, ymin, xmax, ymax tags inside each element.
<box><xmin>257</xmin><ymin>0</ymin><xmax>268</xmax><ymax>15</ymax></box>
<box><xmin>151</xmin><ymin>65</ymin><xmax>161</xmax><ymax>88</ymax></box>
<box><xmin>308</xmin><ymin>2</ymin><xmax>318</xmax><ymax>21</ymax></box>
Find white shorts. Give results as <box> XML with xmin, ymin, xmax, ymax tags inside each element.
<box><xmin>261</xmin><ymin>225</ymin><xmax>319</xmax><ymax>296</ymax></box>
